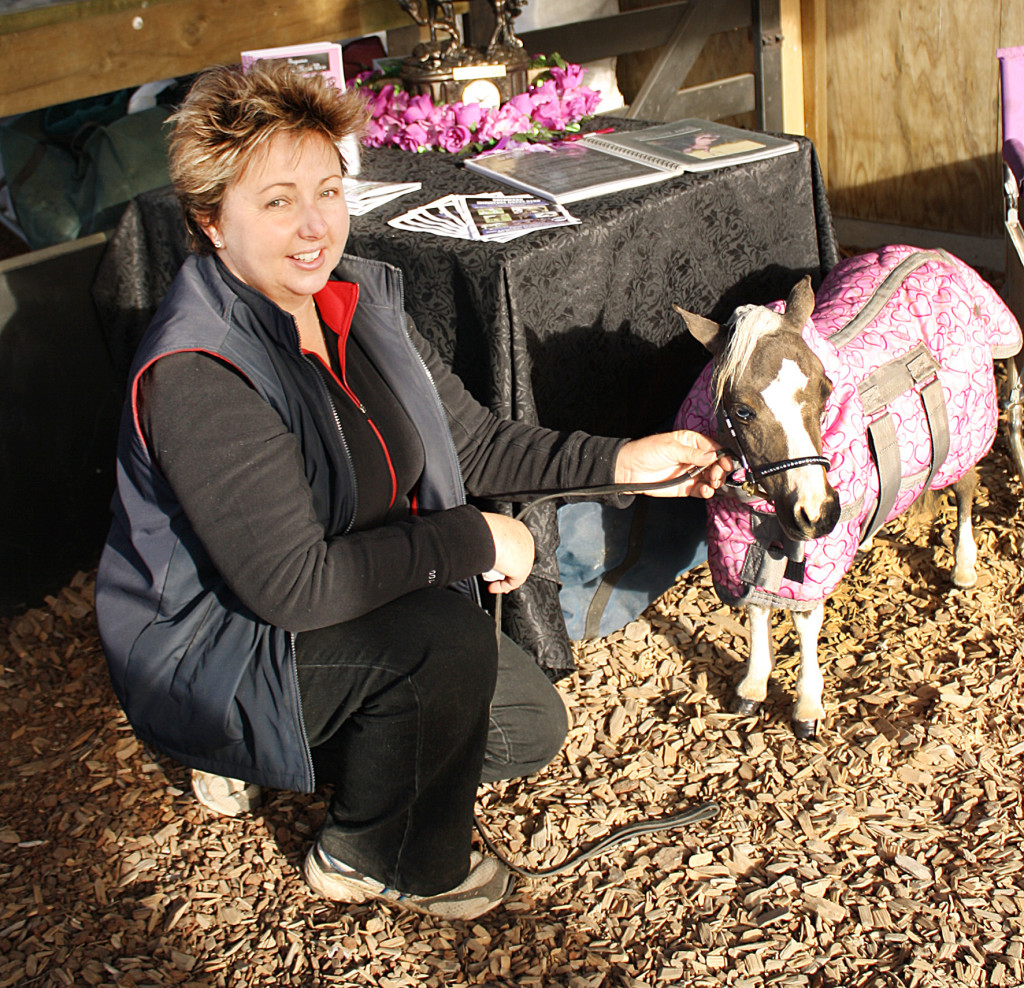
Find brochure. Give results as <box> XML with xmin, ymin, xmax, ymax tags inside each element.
<box><xmin>240</xmin><ymin>42</ymin><xmax>344</xmax><ymax>88</ymax></box>
<box><xmin>387</xmin><ymin>193</ymin><xmax>580</xmax><ymax>242</ymax></box>
<box><xmin>343</xmin><ymin>178</ymin><xmax>422</xmax><ymax>216</ymax></box>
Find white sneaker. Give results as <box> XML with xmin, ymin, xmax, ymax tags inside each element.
<box><xmin>190</xmin><ymin>769</ymin><xmax>262</xmax><ymax>817</ymax></box>
<box><xmin>303</xmin><ymin>842</ymin><xmax>512</xmax><ymax>920</ymax></box>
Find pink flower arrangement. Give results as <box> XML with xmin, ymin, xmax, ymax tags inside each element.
<box><xmin>354</xmin><ymin>55</ymin><xmax>602</xmax><ymax>154</ymax></box>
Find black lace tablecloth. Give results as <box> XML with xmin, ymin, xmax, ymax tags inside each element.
<box><xmin>92</xmin><ymin>134</ymin><xmax>838</xmax><ymax>677</ymax></box>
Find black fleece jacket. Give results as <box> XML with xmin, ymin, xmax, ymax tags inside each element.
<box><xmin>138</xmin><ymin>312</ymin><xmax>628</xmax><ymax>632</ymax></box>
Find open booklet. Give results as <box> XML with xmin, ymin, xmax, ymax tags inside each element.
<box><xmin>464</xmin><ymin>118</ymin><xmax>798</xmax><ymax>204</ymax></box>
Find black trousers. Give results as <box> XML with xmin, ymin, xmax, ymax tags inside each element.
<box><xmin>295</xmin><ymin>587</ymin><xmax>567</xmax><ymax>895</ymax></box>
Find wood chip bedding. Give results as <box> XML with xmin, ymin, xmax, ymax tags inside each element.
<box><xmin>2</xmin><ymin>368</ymin><xmax>1022</xmax><ymax>988</ymax></box>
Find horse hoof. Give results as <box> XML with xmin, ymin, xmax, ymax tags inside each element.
<box><xmin>733</xmin><ymin>697</ymin><xmax>762</xmax><ymax>717</ymax></box>
<box><xmin>792</xmin><ymin>718</ymin><xmax>818</xmax><ymax>740</ymax></box>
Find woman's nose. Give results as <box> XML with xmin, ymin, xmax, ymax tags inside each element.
<box><xmin>299</xmin><ymin>203</ymin><xmax>329</xmax><ymax>238</ymax></box>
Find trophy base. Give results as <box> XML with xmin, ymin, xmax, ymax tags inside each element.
<box><xmin>400</xmin><ymin>48</ymin><xmax>530</xmax><ymax>106</ymax></box>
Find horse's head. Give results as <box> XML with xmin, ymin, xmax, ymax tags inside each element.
<box><xmin>674</xmin><ymin>276</ymin><xmax>841</xmax><ymax>542</ymax></box>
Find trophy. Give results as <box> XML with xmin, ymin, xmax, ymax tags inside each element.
<box><xmin>396</xmin><ymin>1</ymin><xmax>530</xmax><ymax>106</ymax></box>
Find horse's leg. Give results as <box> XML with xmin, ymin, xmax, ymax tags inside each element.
<box><xmin>734</xmin><ymin>603</ymin><xmax>772</xmax><ymax>716</ymax></box>
<box><xmin>950</xmin><ymin>467</ymin><xmax>979</xmax><ymax>588</ymax></box>
<box><xmin>791</xmin><ymin>601</ymin><xmax>826</xmax><ymax>739</ymax></box>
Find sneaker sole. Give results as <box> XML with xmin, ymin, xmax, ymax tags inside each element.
<box><xmin>191</xmin><ymin>773</ymin><xmax>262</xmax><ymax>818</ymax></box>
<box><xmin>303</xmin><ymin>848</ymin><xmax>376</xmax><ymax>904</ymax></box>
<box><xmin>303</xmin><ymin>847</ymin><xmax>512</xmax><ymax>920</ymax></box>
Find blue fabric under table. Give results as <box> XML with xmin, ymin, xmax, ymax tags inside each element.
<box><xmin>557</xmin><ymin>496</ymin><xmax>708</xmax><ymax>642</ymax></box>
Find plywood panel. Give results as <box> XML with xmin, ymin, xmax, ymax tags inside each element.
<box><xmin>826</xmin><ymin>0</ymin><xmax>1011</xmax><ymax>238</ymax></box>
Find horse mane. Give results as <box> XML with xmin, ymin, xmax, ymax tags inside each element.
<box><xmin>712</xmin><ymin>304</ymin><xmax>785</xmax><ymax>408</ymax></box>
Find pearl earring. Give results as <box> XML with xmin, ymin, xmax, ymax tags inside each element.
<box><xmin>213</xmin><ymin>239</ymin><xmax>223</xmax><ymax>249</ymax></box>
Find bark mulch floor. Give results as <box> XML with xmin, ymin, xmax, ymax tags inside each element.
<box><xmin>3</xmin><ymin>418</ymin><xmax>1024</xmax><ymax>988</ymax></box>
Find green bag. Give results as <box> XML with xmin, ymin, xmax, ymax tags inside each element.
<box><xmin>0</xmin><ymin>92</ymin><xmax>172</xmax><ymax>250</ymax></box>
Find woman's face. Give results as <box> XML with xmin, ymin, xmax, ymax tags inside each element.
<box><xmin>201</xmin><ymin>131</ymin><xmax>349</xmax><ymax>317</ymax></box>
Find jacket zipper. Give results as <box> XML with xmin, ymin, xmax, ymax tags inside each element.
<box><xmin>292</xmin><ymin>341</ymin><xmax>353</xmax><ymax>790</ymax></box>
<box><xmin>288</xmin><ymin>631</ymin><xmax>315</xmax><ymax>789</ymax></box>
<box><xmin>307</xmin><ymin>356</ymin><xmax>358</xmax><ymax>535</ymax></box>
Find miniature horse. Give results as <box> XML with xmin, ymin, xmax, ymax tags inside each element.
<box><xmin>674</xmin><ymin>245</ymin><xmax>1022</xmax><ymax>738</ymax></box>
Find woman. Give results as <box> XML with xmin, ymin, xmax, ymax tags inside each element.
<box><xmin>96</xmin><ymin>61</ymin><xmax>729</xmax><ymax>921</ymax></box>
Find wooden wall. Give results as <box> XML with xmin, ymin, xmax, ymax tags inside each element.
<box><xmin>0</xmin><ymin>0</ymin><xmax>414</xmax><ymax>117</ymax></box>
<box><xmin>824</xmin><ymin>0</ymin><xmax>1022</xmax><ymax>240</ymax></box>
<box><xmin>615</xmin><ymin>0</ymin><xmax>1021</xmax><ymax>243</ymax></box>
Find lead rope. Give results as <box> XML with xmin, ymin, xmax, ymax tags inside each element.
<box><xmin>476</xmin><ymin>800</ymin><xmax>721</xmax><ymax>879</ymax></box>
<box><xmin>474</xmin><ymin>470</ymin><xmax>721</xmax><ymax>877</ymax></box>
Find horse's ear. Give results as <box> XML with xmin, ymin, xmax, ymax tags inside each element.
<box><xmin>783</xmin><ymin>275</ymin><xmax>815</xmax><ymax>333</ymax></box>
<box><xmin>672</xmin><ymin>303</ymin><xmax>725</xmax><ymax>354</ymax></box>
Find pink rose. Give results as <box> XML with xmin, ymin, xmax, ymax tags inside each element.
<box><xmin>474</xmin><ymin>116</ymin><xmax>497</xmax><ymax>145</ymax></box>
<box><xmin>438</xmin><ymin>124</ymin><xmax>473</xmax><ymax>152</ymax></box>
<box><xmin>363</xmin><ymin>118</ymin><xmax>392</xmax><ymax>147</ymax></box>
<box><xmin>550</xmin><ymin>64</ymin><xmax>585</xmax><ymax>92</ymax></box>
<box><xmin>367</xmin><ymin>85</ymin><xmax>395</xmax><ymax>117</ymax></box>
<box><xmin>565</xmin><ymin>90</ymin><xmax>601</xmax><ymax>119</ymax></box>
<box><xmin>506</xmin><ymin>93</ymin><xmax>535</xmax><ymax>116</ymax></box>
<box><xmin>401</xmin><ymin>93</ymin><xmax>435</xmax><ymax>124</ymax></box>
<box><xmin>388</xmin><ymin>89</ymin><xmax>410</xmax><ymax>115</ymax></box>
<box><xmin>530</xmin><ymin>79</ymin><xmax>559</xmax><ymax>103</ymax></box>
<box><xmin>530</xmin><ymin>97</ymin><xmax>571</xmax><ymax>131</ymax></box>
<box><xmin>395</xmin><ymin>121</ymin><xmax>433</xmax><ymax>151</ymax></box>
<box><xmin>452</xmin><ymin>101</ymin><xmax>485</xmax><ymax>130</ymax></box>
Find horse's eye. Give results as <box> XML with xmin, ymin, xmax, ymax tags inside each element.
<box><xmin>732</xmin><ymin>404</ymin><xmax>755</xmax><ymax>422</ymax></box>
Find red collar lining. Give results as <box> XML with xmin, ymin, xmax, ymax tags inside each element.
<box><xmin>314</xmin><ymin>281</ymin><xmax>360</xmax><ymax>340</ymax></box>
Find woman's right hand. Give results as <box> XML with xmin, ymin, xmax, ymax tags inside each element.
<box><xmin>480</xmin><ymin>512</ymin><xmax>535</xmax><ymax>594</ymax></box>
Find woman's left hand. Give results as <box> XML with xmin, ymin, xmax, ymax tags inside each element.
<box><xmin>614</xmin><ymin>430</ymin><xmax>732</xmax><ymax>499</ymax></box>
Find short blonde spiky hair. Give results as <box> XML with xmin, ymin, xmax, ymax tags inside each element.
<box><xmin>167</xmin><ymin>61</ymin><xmax>370</xmax><ymax>253</ymax></box>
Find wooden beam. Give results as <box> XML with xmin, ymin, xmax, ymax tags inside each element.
<box><xmin>779</xmin><ymin>0</ymin><xmax>805</xmax><ymax>135</ymax></box>
<box><xmin>669</xmin><ymin>74</ymin><xmax>756</xmax><ymax>122</ymax></box>
<box><xmin>0</xmin><ymin>0</ymin><xmax>413</xmax><ymax>117</ymax></box>
<box><xmin>754</xmin><ymin>0</ymin><xmax>784</xmax><ymax>131</ymax></box>
<box><xmin>514</xmin><ymin>2</ymin><xmax>745</xmax><ymax>67</ymax></box>
<box><xmin>799</xmin><ymin>0</ymin><xmax>827</xmax><ymax>186</ymax></box>
<box><xmin>626</xmin><ymin>0</ymin><xmax>752</xmax><ymax>123</ymax></box>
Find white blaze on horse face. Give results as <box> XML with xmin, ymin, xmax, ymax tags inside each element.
<box><xmin>762</xmin><ymin>358</ymin><xmax>831</xmax><ymax>521</ymax></box>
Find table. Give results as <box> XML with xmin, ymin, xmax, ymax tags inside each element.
<box><xmin>93</xmin><ymin>132</ymin><xmax>838</xmax><ymax>677</ymax></box>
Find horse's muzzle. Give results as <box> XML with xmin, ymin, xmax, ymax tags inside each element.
<box><xmin>777</xmin><ymin>485</ymin><xmax>841</xmax><ymax>541</ymax></box>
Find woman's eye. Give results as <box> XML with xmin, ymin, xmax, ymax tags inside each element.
<box><xmin>732</xmin><ymin>405</ymin><xmax>755</xmax><ymax>422</ymax></box>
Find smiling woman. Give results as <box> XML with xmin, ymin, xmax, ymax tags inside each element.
<box><xmin>198</xmin><ymin>133</ymin><xmax>350</xmax><ymax>358</ymax></box>
<box><xmin>93</xmin><ymin>59</ymin><xmax>730</xmax><ymax>922</ymax></box>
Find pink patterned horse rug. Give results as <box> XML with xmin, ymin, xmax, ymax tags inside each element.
<box><xmin>674</xmin><ymin>244</ymin><xmax>1022</xmax><ymax>736</ymax></box>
